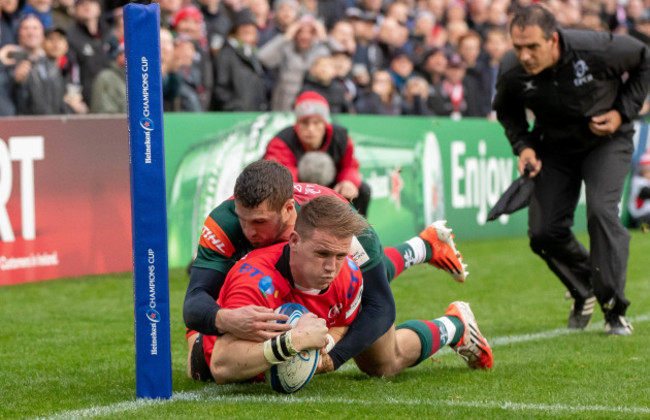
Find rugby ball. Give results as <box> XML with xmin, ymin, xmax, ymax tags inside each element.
<box><xmin>266</xmin><ymin>303</ymin><xmax>320</xmax><ymax>394</ymax></box>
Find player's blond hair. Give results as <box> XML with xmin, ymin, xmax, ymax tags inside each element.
<box><xmin>295</xmin><ymin>195</ymin><xmax>369</xmax><ymax>240</ymax></box>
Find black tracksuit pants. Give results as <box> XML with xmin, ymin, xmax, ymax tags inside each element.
<box><xmin>527</xmin><ymin>132</ymin><xmax>634</xmax><ymax>316</ymax></box>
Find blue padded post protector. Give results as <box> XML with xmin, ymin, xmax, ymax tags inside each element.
<box><xmin>124</xmin><ymin>2</ymin><xmax>172</xmax><ymax>399</ymax></box>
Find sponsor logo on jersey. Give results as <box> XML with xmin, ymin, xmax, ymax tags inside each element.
<box><xmin>258</xmin><ymin>275</ymin><xmax>275</xmax><ymax>298</ymax></box>
<box><xmin>199</xmin><ymin>217</ymin><xmax>235</xmax><ymax>257</ymax></box>
<box><xmin>346</xmin><ymin>283</ymin><xmax>363</xmax><ymax>319</ymax></box>
<box><xmin>328</xmin><ymin>302</ymin><xmax>343</xmax><ymax>319</ymax></box>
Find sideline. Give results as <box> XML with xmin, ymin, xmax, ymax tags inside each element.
<box><xmin>36</xmin><ymin>312</ymin><xmax>650</xmax><ymax>420</ymax></box>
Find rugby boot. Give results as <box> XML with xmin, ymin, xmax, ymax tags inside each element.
<box><xmin>419</xmin><ymin>220</ymin><xmax>468</xmax><ymax>282</ymax></box>
<box><xmin>445</xmin><ymin>301</ymin><xmax>493</xmax><ymax>369</ymax></box>
<box><xmin>604</xmin><ymin>311</ymin><xmax>633</xmax><ymax>336</ymax></box>
<box><xmin>567</xmin><ymin>295</ymin><xmax>596</xmax><ymax>330</ymax></box>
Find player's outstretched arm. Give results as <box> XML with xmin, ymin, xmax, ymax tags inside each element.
<box><xmin>210</xmin><ymin>313</ymin><xmax>328</xmax><ymax>383</ymax></box>
<box><xmin>327</xmin><ymin>261</ymin><xmax>396</xmax><ymax>370</ymax></box>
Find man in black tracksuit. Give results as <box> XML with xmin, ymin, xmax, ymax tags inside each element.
<box><xmin>493</xmin><ymin>5</ymin><xmax>650</xmax><ymax>335</ymax></box>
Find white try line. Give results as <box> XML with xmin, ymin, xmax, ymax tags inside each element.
<box><xmin>35</xmin><ymin>312</ymin><xmax>650</xmax><ymax>420</ymax></box>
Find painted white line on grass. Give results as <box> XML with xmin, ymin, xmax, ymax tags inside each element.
<box><xmin>36</xmin><ymin>390</ymin><xmax>650</xmax><ymax>419</ymax></box>
<box><xmin>35</xmin><ymin>312</ymin><xmax>650</xmax><ymax>420</ymax></box>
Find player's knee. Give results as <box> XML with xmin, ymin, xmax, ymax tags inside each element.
<box><xmin>356</xmin><ymin>360</ymin><xmax>401</xmax><ymax>377</ymax></box>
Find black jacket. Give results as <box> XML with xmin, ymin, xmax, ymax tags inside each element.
<box><xmin>494</xmin><ymin>29</ymin><xmax>650</xmax><ymax>155</ymax></box>
<box><xmin>210</xmin><ymin>39</ymin><xmax>267</xmax><ymax>111</ymax></box>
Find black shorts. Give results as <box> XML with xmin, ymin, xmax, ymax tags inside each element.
<box><xmin>190</xmin><ymin>334</ymin><xmax>214</xmax><ymax>382</ymax></box>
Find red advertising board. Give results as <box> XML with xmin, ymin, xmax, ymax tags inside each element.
<box><xmin>0</xmin><ymin>117</ymin><xmax>132</xmax><ymax>285</ymax></box>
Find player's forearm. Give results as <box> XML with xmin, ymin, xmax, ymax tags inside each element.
<box><xmin>210</xmin><ymin>334</ymin><xmax>270</xmax><ymax>384</ymax></box>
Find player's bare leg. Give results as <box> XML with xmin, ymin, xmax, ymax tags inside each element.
<box><xmin>354</xmin><ymin>326</ymin><xmax>421</xmax><ymax>377</ymax></box>
<box><xmin>354</xmin><ymin>302</ymin><xmax>492</xmax><ymax>376</ymax></box>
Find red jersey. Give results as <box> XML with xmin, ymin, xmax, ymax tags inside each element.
<box><xmin>202</xmin><ymin>242</ymin><xmax>364</xmax><ymax>363</ymax></box>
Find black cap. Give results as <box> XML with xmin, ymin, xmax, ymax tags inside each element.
<box><xmin>233</xmin><ymin>8</ymin><xmax>257</xmax><ymax>28</ymax></box>
<box><xmin>44</xmin><ymin>27</ymin><xmax>66</xmax><ymax>37</ymax></box>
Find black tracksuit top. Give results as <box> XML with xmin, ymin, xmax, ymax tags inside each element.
<box><xmin>493</xmin><ymin>29</ymin><xmax>650</xmax><ymax>156</ymax></box>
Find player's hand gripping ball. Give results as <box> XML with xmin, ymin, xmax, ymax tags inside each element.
<box><xmin>265</xmin><ymin>303</ymin><xmax>320</xmax><ymax>394</ymax></box>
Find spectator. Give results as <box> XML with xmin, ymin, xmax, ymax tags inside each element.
<box><xmin>90</xmin><ymin>38</ymin><xmax>125</xmax><ymax>113</ymax></box>
<box><xmin>384</xmin><ymin>1</ymin><xmax>410</xmax><ymax>28</ymax></box>
<box><xmin>264</xmin><ymin>91</ymin><xmax>372</xmax><ymax>216</ymax></box>
<box><xmin>387</xmin><ymin>48</ymin><xmax>415</xmax><ymax>94</ymax></box>
<box><xmin>354</xmin><ymin>69</ymin><xmax>401</xmax><ymax>115</ymax></box>
<box><xmin>19</xmin><ymin>0</ymin><xmax>53</xmax><ymax>30</ymax></box>
<box><xmin>247</xmin><ymin>0</ymin><xmax>270</xmax><ymax>34</ymax></box>
<box><xmin>419</xmin><ymin>46</ymin><xmax>448</xmax><ymax>86</ymax></box>
<box><xmin>628</xmin><ymin>152</ymin><xmax>650</xmax><ymax>227</ymax></box>
<box><xmin>9</xmin><ymin>15</ymin><xmax>67</xmax><ymax>114</ymax></box>
<box><xmin>457</xmin><ymin>30</ymin><xmax>491</xmax><ymax>117</ymax></box>
<box><xmin>158</xmin><ymin>0</ymin><xmax>182</xmax><ymax>29</ymax></box>
<box><xmin>410</xmin><ymin>10</ymin><xmax>436</xmax><ymax>58</ymax></box>
<box><xmin>42</xmin><ymin>27</ymin><xmax>86</xmax><ymax>114</ymax></box>
<box><xmin>401</xmin><ymin>75</ymin><xmax>432</xmax><ymax>115</ymax></box>
<box><xmin>50</xmin><ymin>0</ymin><xmax>75</xmax><ymax>31</ymax></box>
<box><xmin>258</xmin><ymin>14</ymin><xmax>329</xmax><ymax>111</ymax></box>
<box><xmin>346</xmin><ymin>8</ymin><xmax>376</xmax><ymax>71</ymax></box>
<box><xmin>327</xmin><ymin>19</ymin><xmax>355</xmax><ymax>57</ymax></box>
<box><xmin>196</xmin><ymin>0</ymin><xmax>232</xmax><ymax>55</ymax></box>
<box><xmin>172</xmin><ymin>5</ymin><xmax>213</xmax><ymax>111</ymax></box>
<box><xmin>299</xmin><ymin>55</ymin><xmax>351</xmax><ymax>113</ymax></box>
<box><xmin>467</xmin><ymin>0</ymin><xmax>489</xmax><ymax>37</ymax></box>
<box><xmin>371</xmin><ymin>16</ymin><xmax>411</xmax><ymax>71</ymax></box>
<box><xmin>445</xmin><ymin>18</ymin><xmax>469</xmax><ymax>50</ymax></box>
<box><xmin>483</xmin><ymin>27</ymin><xmax>509</xmax><ymax>115</ymax></box>
<box><xmin>330</xmin><ymin>51</ymin><xmax>356</xmax><ymax>111</ymax></box>
<box><xmin>0</xmin><ymin>41</ymin><xmax>17</xmax><ymax>115</ymax></box>
<box><xmin>66</xmin><ymin>0</ymin><xmax>112</xmax><ymax>105</ymax></box>
<box><xmin>210</xmin><ymin>8</ymin><xmax>267</xmax><ymax>111</ymax></box>
<box><xmin>258</xmin><ymin>0</ymin><xmax>298</xmax><ymax>46</ymax></box>
<box><xmin>428</xmin><ymin>53</ymin><xmax>467</xmax><ymax>118</ymax></box>
<box><xmin>1</xmin><ymin>0</ymin><xmax>21</xmax><ymax>47</ymax></box>
<box><xmin>160</xmin><ymin>27</ymin><xmax>183</xmax><ymax>112</ymax></box>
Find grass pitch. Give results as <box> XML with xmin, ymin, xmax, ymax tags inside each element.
<box><xmin>1</xmin><ymin>232</ymin><xmax>649</xmax><ymax>419</ymax></box>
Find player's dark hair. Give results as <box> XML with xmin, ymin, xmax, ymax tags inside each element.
<box><xmin>234</xmin><ymin>160</ymin><xmax>294</xmax><ymax>211</ymax></box>
<box><xmin>510</xmin><ymin>5</ymin><xmax>558</xmax><ymax>40</ymax></box>
<box><xmin>295</xmin><ymin>195</ymin><xmax>369</xmax><ymax>240</ymax></box>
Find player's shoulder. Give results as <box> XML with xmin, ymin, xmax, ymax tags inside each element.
<box><xmin>198</xmin><ymin>198</ymin><xmax>242</xmax><ymax>256</ymax></box>
<box><xmin>223</xmin><ymin>244</ymin><xmax>292</xmax><ymax>304</ymax></box>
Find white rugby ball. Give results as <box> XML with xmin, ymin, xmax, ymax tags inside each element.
<box><xmin>265</xmin><ymin>303</ymin><xmax>319</xmax><ymax>394</ymax></box>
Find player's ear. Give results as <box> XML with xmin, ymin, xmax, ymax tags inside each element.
<box><xmin>288</xmin><ymin>231</ymin><xmax>300</xmax><ymax>249</ymax></box>
<box><xmin>283</xmin><ymin>198</ymin><xmax>296</xmax><ymax>215</ymax></box>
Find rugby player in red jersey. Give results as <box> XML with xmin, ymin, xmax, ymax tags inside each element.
<box><xmin>185</xmin><ymin>160</ymin><xmax>474</xmax><ymax>377</ymax></box>
<box><xmin>190</xmin><ymin>196</ymin><xmax>492</xmax><ymax>383</ymax></box>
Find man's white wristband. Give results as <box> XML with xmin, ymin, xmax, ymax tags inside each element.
<box><xmin>263</xmin><ymin>331</ymin><xmax>298</xmax><ymax>365</ymax></box>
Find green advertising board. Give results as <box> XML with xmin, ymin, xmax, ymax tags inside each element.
<box><xmin>164</xmin><ymin>113</ymin><xmax>650</xmax><ymax>268</ymax></box>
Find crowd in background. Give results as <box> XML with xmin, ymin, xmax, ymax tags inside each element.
<box><xmin>0</xmin><ymin>0</ymin><xmax>649</xmax><ymax>117</ymax></box>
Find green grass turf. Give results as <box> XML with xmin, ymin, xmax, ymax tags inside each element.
<box><xmin>1</xmin><ymin>232</ymin><xmax>649</xmax><ymax>419</ymax></box>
